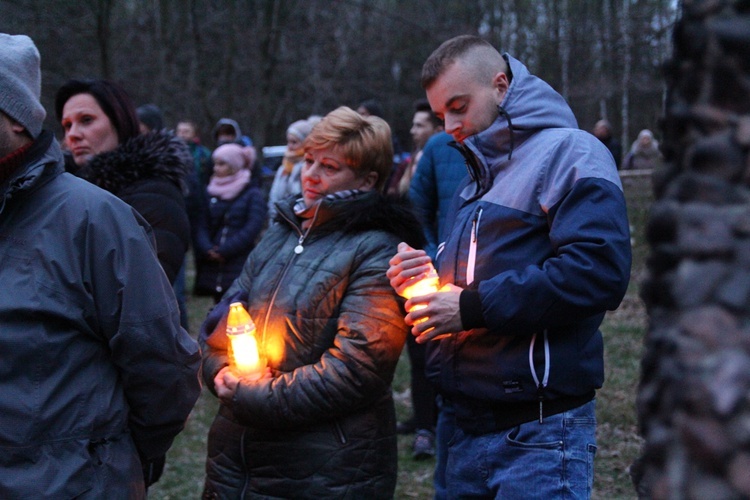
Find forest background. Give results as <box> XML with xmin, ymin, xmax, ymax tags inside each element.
<box><xmin>2</xmin><ymin>0</ymin><xmax>677</xmax><ymax>156</ymax></box>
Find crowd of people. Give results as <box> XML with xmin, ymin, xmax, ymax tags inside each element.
<box><xmin>1</xmin><ymin>31</ymin><xmax>638</xmax><ymax>498</ymax></box>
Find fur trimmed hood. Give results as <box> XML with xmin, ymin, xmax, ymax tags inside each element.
<box><xmin>74</xmin><ymin>131</ymin><xmax>192</xmax><ymax>195</ymax></box>
<box><xmin>278</xmin><ymin>191</ymin><xmax>426</xmax><ymax>250</ymax></box>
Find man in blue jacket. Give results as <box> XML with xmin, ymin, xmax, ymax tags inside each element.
<box><xmin>387</xmin><ymin>35</ymin><xmax>631</xmax><ymax>498</ymax></box>
<box><xmin>408</xmin><ymin>131</ymin><xmax>467</xmax><ymax>261</ymax></box>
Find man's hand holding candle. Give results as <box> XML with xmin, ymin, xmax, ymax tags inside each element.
<box><xmin>387</xmin><ymin>242</ymin><xmax>463</xmax><ymax>342</ymax></box>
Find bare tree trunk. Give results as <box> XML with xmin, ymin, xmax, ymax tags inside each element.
<box><xmin>599</xmin><ymin>0</ymin><xmax>614</xmax><ymax>120</ymax></box>
<box><xmin>619</xmin><ymin>0</ymin><xmax>631</xmax><ymax>154</ymax></box>
<box><xmin>558</xmin><ymin>0</ymin><xmax>570</xmax><ymax>100</ymax></box>
<box><xmin>633</xmin><ymin>1</ymin><xmax>750</xmax><ymax>498</ymax></box>
<box><xmin>96</xmin><ymin>0</ymin><xmax>114</xmax><ymax>78</ymax></box>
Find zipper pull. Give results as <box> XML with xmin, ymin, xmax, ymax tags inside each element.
<box><xmin>294</xmin><ymin>234</ymin><xmax>304</xmax><ymax>254</ymax></box>
<box><xmin>537</xmin><ymin>383</ymin><xmax>545</xmax><ymax>424</ymax></box>
<box><xmin>471</xmin><ymin>208</ymin><xmax>481</xmax><ymax>242</ymax></box>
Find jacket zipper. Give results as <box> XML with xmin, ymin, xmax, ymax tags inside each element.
<box><xmin>240</xmin><ymin>428</ymin><xmax>250</xmax><ymax>498</ymax></box>
<box><xmin>333</xmin><ymin>420</ymin><xmax>348</xmax><ymax>444</ymax></box>
<box><xmin>529</xmin><ymin>330</ymin><xmax>550</xmax><ymax>423</ymax></box>
<box><xmin>260</xmin><ymin>205</ymin><xmax>323</xmax><ymax>347</ymax></box>
<box><xmin>466</xmin><ymin>207</ymin><xmax>482</xmax><ymax>285</ymax></box>
<box><xmin>214</xmin><ymin>226</ymin><xmax>229</xmax><ymax>294</ymax></box>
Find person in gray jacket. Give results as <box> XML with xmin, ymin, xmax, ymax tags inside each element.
<box><xmin>0</xmin><ymin>33</ymin><xmax>201</xmax><ymax>498</ymax></box>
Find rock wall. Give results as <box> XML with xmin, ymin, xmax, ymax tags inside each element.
<box><xmin>634</xmin><ymin>1</ymin><xmax>750</xmax><ymax>498</ymax></box>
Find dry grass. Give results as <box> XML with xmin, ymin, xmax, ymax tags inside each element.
<box><xmin>149</xmin><ymin>173</ymin><xmax>652</xmax><ymax>499</ymax></box>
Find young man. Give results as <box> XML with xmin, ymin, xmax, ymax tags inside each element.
<box><xmin>387</xmin><ymin>35</ymin><xmax>632</xmax><ymax>498</ymax></box>
<box><xmin>0</xmin><ymin>33</ymin><xmax>201</xmax><ymax>498</ymax></box>
<box><xmin>387</xmin><ymin>99</ymin><xmax>443</xmax><ymax>196</ymax></box>
<box><xmin>410</xmin><ymin>99</ymin><xmax>443</xmax><ymax>155</ymax></box>
<box><xmin>393</xmin><ymin>99</ymin><xmax>445</xmax><ymax>457</ymax></box>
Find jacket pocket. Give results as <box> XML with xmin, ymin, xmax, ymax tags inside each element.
<box><xmin>245</xmin><ymin>422</ymin><xmax>346</xmax><ymax>481</ymax></box>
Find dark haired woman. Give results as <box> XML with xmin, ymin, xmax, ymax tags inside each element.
<box><xmin>56</xmin><ymin>79</ymin><xmax>190</xmax><ymax>284</ymax></box>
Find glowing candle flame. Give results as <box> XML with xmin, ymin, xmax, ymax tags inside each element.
<box><xmin>401</xmin><ymin>266</ymin><xmax>439</xmax><ymax>322</ymax></box>
<box><xmin>226</xmin><ymin>302</ymin><xmax>263</xmax><ymax>377</ymax></box>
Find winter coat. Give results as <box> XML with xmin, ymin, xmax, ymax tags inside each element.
<box><xmin>429</xmin><ymin>55</ymin><xmax>632</xmax><ymax>433</ymax></box>
<box><xmin>267</xmin><ymin>160</ymin><xmax>303</xmax><ymax>222</ymax></box>
<box><xmin>408</xmin><ymin>131</ymin><xmax>468</xmax><ymax>260</ymax></box>
<box><xmin>73</xmin><ymin>131</ymin><xmax>191</xmax><ymax>284</ymax></box>
<box><xmin>623</xmin><ymin>139</ymin><xmax>663</xmax><ymax>170</ymax></box>
<box><xmin>0</xmin><ymin>132</ymin><xmax>201</xmax><ymax>498</ymax></box>
<box><xmin>192</xmin><ymin>183</ymin><xmax>267</xmax><ymax>297</ymax></box>
<box><xmin>199</xmin><ymin>191</ymin><xmax>424</xmax><ymax>499</ymax></box>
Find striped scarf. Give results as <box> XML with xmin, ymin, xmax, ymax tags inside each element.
<box><xmin>293</xmin><ymin>189</ymin><xmax>364</xmax><ymax>218</ymax></box>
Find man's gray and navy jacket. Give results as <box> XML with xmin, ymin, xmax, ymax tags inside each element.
<box><xmin>428</xmin><ymin>54</ymin><xmax>632</xmax><ymax>433</ymax></box>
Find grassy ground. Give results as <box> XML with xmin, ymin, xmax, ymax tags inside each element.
<box><xmin>149</xmin><ymin>173</ymin><xmax>652</xmax><ymax>499</ymax></box>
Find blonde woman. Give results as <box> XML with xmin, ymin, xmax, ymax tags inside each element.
<box><xmin>200</xmin><ymin>106</ymin><xmax>423</xmax><ymax>498</ymax></box>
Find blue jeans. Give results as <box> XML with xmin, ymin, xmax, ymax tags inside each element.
<box><xmin>435</xmin><ymin>399</ymin><xmax>596</xmax><ymax>499</ymax></box>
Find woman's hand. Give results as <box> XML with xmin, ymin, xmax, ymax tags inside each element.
<box><xmin>214</xmin><ymin>366</ymin><xmax>274</xmax><ymax>407</ymax></box>
<box><xmin>214</xmin><ymin>366</ymin><xmax>239</xmax><ymax>406</ymax></box>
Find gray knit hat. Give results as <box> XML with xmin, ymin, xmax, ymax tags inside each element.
<box><xmin>0</xmin><ymin>34</ymin><xmax>46</xmax><ymax>138</ymax></box>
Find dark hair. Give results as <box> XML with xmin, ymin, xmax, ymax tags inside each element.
<box><xmin>414</xmin><ymin>98</ymin><xmax>443</xmax><ymax>128</ymax></box>
<box><xmin>55</xmin><ymin>79</ymin><xmax>140</xmax><ymax>144</ymax></box>
<box><xmin>357</xmin><ymin>99</ymin><xmax>384</xmax><ymax>118</ymax></box>
<box><xmin>136</xmin><ymin>103</ymin><xmax>164</xmax><ymax>132</ymax></box>
<box><xmin>215</xmin><ymin>124</ymin><xmax>236</xmax><ymax>137</ymax></box>
<box><xmin>421</xmin><ymin>35</ymin><xmax>496</xmax><ymax>90</ymax></box>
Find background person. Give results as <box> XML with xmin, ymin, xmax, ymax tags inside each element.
<box><xmin>387</xmin><ymin>98</ymin><xmax>443</xmax><ymax>196</ymax></box>
<box><xmin>0</xmin><ymin>33</ymin><xmax>200</xmax><ymax>497</ymax></box>
<box><xmin>387</xmin><ymin>35</ymin><xmax>631</xmax><ymax>498</ymax></box>
<box><xmin>176</xmin><ymin>119</ymin><xmax>212</xmax><ymax>185</ymax></box>
<box><xmin>192</xmin><ymin>142</ymin><xmax>266</xmax><ymax>303</ymax></box>
<box><xmin>408</xmin><ymin>131</ymin><xmax>467</xmax><ymax>261</ymax></box>
<box><xmin>136</xmin><ymin>102</ymin><xmax>165</xmax><ymax>133</ymax></box>
<box><xmin>592</xmin><ymin>118</ymin><xmax>623</xmax><ymax>169</ymax></box>
<box><xmin>389</xmin><ymin>98</ymin><xmax>446</xmax><ymax>460</ymax></box>
<box><xmin>212</xmin><ymin>116</ymin><xmax>263</xmax><ymax>191</ymax></box>
<box><xmin>623</xmin><ymin>128</ymin><xmax>663</xmax><ymax>170</ymax></box>
<box><xmin>199</xmin><ymin>106</ymin><xmax>424</xmax><ymax>498</ymax></box>
<box><xmin>266</xmin><ymin>116</ymin><xmax>319</xmax><ymax>222</ymax></box>
<box><xmin>55</xmin><ymin>79</ymin><xmax>191</xmax><ymax>284</ymax></box>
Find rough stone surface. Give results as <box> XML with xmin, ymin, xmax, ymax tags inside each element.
<box><xmin>633</xmin><ymin>1</ymin><xmax>750</xmax><ymax>498</ymax></box>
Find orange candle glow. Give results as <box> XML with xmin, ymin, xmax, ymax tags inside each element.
<box><xmin>401</xmin><ymin>265</ymin><xmax>440</xmax><ymax>321</ymax></box>
<box><xmin>226</xmin><ymin>302</ymin><xmax>264</xmax><ymax>377</ymax></box>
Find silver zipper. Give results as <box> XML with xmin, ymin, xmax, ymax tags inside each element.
<box><xmin>529</xmin><ymin>330</ymin><xmax>550</xmax><ymax>423</ymax></box>
<box><xmin>466</xmin><ymin>207</ymin><xmax>482</xmax><ymax>285</ymax></box>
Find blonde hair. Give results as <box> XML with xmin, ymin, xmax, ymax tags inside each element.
<box><xmin>304</xmin><ymin>106</ymin><xmax>393</xmax><ymax>192</ymax></box>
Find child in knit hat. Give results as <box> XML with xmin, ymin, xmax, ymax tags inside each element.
<box><xmin>193</xmin><ymin>142</ymin><xmax>267</xmax><ymax>302</ymax></box>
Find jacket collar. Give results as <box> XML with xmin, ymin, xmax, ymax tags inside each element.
<box><xmin>275</xmin><ymin>190</ymin><xmax>425</xmax><ymax>249</ymax></box>
<box><xmin>458</xmin><ymin>54</ymin><xmax>580</xmax><ymax>199</ymax></box>
<box><xmin>1</xmin><ymin>131</ymin><xmax>62</xmax><ymax>210</ymax></box>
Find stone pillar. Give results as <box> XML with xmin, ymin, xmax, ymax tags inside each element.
<box><xmin>633</xmin><ymin>1</ymin><xmax>750</xmax><ymax>498</ymax></box>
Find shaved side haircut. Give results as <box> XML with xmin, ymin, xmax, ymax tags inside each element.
<box><xmin>421</xmin><ymin>35</ymin><xmax>508</xmax><ymax>90</ymax></box>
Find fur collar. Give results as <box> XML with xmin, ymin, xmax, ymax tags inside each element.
<box><xmin>74</xmin><ymin>131</ymin><xmax>191</xmax><ymax>195</ymax></box>
<box><xmin>280</xmin><ymin>191</ymin><xmax>426</xmax><ymax>249</ymax></box>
